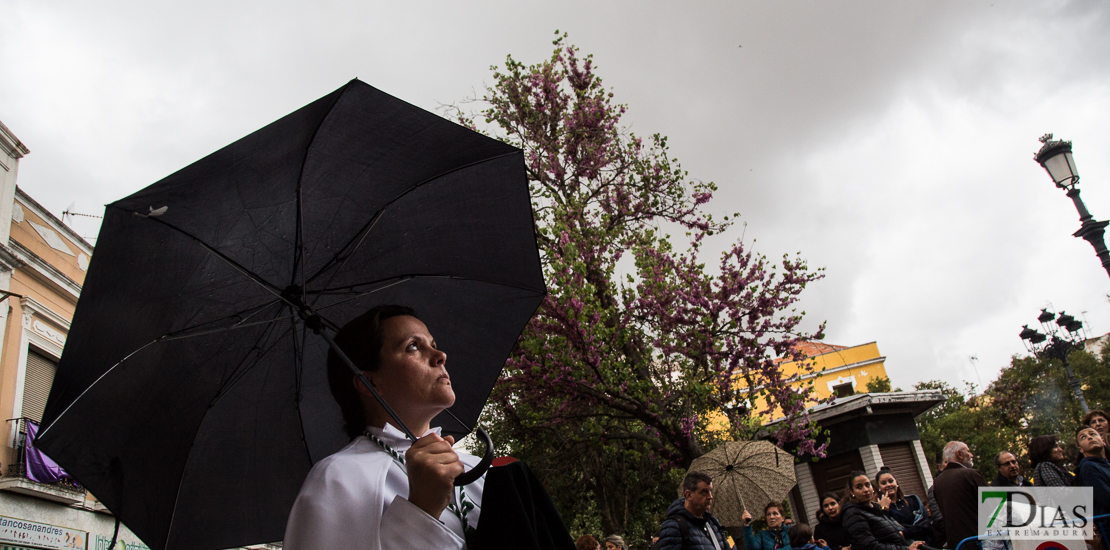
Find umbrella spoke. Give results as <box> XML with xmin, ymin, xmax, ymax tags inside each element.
<box><xmin>302</xmin><ymin>150</ymin><xmax>522</xmax><ymax>298</ymax></box>
<box><xmin>124</xmin><ymin>214</ymin><xmax>286</xmax><ymax>300</ymax></box>
<box><xmin>310</xmin><ymin>274</ymin><xmax>545</xmax><ymax>303</ymax></box>
<box><xmin>158</xmin><ymin>301</ymin><xmax>288</xmax><ymax>343</ymax></box>
<box><xmin>208</xmin><ymin>312</ymin><xmax>297</xmax><ymax>408</ymax></box>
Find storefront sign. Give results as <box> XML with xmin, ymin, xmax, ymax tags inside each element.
<box><xmin>0</xmin><ymin>515</ymin><xmax>86</xmax><ymax>549</ymax></box>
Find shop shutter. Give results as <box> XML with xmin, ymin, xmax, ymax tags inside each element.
<box><xmin>811</xmin><ymin>451</ymin><xmax>864</xmax><ymax>501</ymax></box>
<box><xmin>879</xmin><ymin>442</ymin><xmax>927</xmax><ymax>501</ymax></box>
<box><xmin>21</xmin><ymin>350</ymin><xmax>57</xmax><ymax>423</ymax></box>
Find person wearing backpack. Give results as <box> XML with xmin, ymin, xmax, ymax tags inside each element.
<box><xmin>653</xmin><ymin>471</ymin><xmax>733</xmax><ymax>550</ymax></box>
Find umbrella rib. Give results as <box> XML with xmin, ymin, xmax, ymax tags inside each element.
<box><xmin>291</xmin><ymin>81</ymin><xmax>346</xmax><ymax>298</ymax></box>
<box><xmin>312</xmin><ymin>273</ymin><xmax>546</xmax><ymax>303</ymax></box>
<box><xmin>37</xmin><ymin>338</ymin><xmax>163</xmax><ymax>440</ymax></box>
<box><xmin>165</xmin><ymin>310</ymin><xmax>295</xmax><ymax>548</ymax></box>
<box><xmin>126</xmin><ymin>214</ymin><xmax>284</xmax><ymax>300</ymax></box>
<box><xmin>302</xmin><ymin>150</ymin><xmax>522</xmax><ymax>296</ymax></box>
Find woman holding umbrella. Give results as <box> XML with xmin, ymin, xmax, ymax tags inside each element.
<box><xmin>743</xmin><ymin>502</ymin><xmax>794</xmax><ymax>550</ymax></box>
<box><xmin>283</xmin><ymin>306</ymin><xmax>485</xmax><ymax>549</ymax></box>
<box><xmin>840</xmin><ymin>471</ymin><xmax>927</xmax><ymax>550</ymax></box>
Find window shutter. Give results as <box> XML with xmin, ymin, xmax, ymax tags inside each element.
<box><xmin>21</xmin><ymin>350</ymin><xmax>58</xmax><ymax>423</ymax></box>
<box><xmin>879</xmin><ymin>442</ymin><xmax>927</xmax><ymax>501</ymax></box>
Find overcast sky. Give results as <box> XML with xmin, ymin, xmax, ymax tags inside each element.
<box><xmin>3</xmin><ymin>0</ymin><xmax>1109</xmax><ymax>394</ymax></box>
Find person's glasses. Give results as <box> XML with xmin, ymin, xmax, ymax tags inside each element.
<box><xmin>1000</xmin><ymin>460</ymin><xmax>1018</xmax><ymax>467</ymax></box>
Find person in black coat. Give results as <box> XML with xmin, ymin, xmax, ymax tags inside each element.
<box><xmin>840</xmin><ymin>470</ymin><xmax>925</xmax><ymax>550</ymax></box>
<box><xmin>813</xmin><ymin>492</ymin><xmax>852</xmax><ymax>550</ymax></box>
<box><xmin>874</xmin><ymin>468</ymin><xmax>935</xmax><ymax>546</ymax></box>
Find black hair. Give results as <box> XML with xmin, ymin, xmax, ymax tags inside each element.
<box><xmin>327</xmin><ymin>304</ymin><xmax>419</xmax><ymax>439</ymax></box>
<box><xmin>1076</xmin><ymin>424</ymin><xmax>1101</xmax><ymax>443</ymax></box>
<box><xmin>846</xmin><ymin>469</ymin><xmax>871</xmax><ymax>501</ymax></box>
<box><xmin>788</xmin><ymin>523</ymin><xmax>813</xmax><ymax>548</ymax></box>
<box><xmin>816</xmin><ymin>491</ymin><xmax>842</xmax><ymax>522</ymax></box>
<box><xmin>681</xmin><ymin>471</ymin><xmax>713</xmax><ymax>495</ymax></box>
<box><xmin>1029</xmin><ymin>434</ymin><xmax>1061</xmax><ymax>467</ymax></box>
<box><xmin>874</xmin><ymin>466</ymin><xmax>904</xmax><ymax>502</ymax></box>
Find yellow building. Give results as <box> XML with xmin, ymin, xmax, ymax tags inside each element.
<box><xmin>711</xmin><ymin>341</ymin><xmax>892</xmax><ymax>429</ymax></box>
<box><xmin>0</xmin><ymin>120</ymin><xmax>278</xmax><ymax>550</ymax></box>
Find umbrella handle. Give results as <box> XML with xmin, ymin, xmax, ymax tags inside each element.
<box><xmin>454</xmin><ymin>426</ymin><xmax>493</xmax><ymax>486</ymax></box>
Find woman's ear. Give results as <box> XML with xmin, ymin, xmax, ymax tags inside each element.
<box><xmin>351</xmin><ymin>372</ymin><xmax>376</xmax><ymax>397</ymax></box>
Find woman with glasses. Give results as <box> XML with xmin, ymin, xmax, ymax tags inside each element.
<box><xmin>1029</xmin><ymin>434</ymin><xmax>1074</xmax><ymax>487</ymax></box>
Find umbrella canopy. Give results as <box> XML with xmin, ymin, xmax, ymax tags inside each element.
<box><xmin>687</xmin><ymin>440</ymin><xmax>797</xmax><ymax>528</ymax></box>
<box><xmin>35</xmin><ymin>79</ymin><xmax>545</xmax><ymax>550</ymax></box>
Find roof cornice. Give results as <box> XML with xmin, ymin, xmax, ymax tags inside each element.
<box><xmin>15</xmin><ymin>186</ymin><xmax>94</xmax><ymax>254</ymax></box>
<box><xmin>0</xmin><ymin>120</ymin><xmax>29</xmax><ymax>159</ymax></box>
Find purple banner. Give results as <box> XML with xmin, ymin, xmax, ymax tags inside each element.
<box><xmin>24</xmin><ymin>420</ymin><xmax>72</xmax><ymax>484</ymax></box>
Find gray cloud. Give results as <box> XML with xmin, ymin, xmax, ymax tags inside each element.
<box><xmin>2</xmin><ymin>0</ymin><xmax>1109</xmax><ymax>394</ymax></box>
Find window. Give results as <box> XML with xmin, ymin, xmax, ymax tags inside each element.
<box><xmin>22</xmin><ymin>349</ymin><xmax>58</xmax><ymax>423</ymax></box>
<box><xmin>832</xmin><ymin>382</ymin><xmax>854</xmax><ymax>398</ymax></box>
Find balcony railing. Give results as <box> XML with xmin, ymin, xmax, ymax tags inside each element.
<box><xmin>2</xmin><ymin>417</ymin><xmax>85</xmax><ymax>503</ymax></box>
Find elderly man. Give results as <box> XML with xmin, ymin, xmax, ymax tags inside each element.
<box><xmin>934</xmin><ymin>441</ymin><xmax>988</xmax><ymax>550</ymax></box>
<box><xmin>991</xmin><ymin>451</ymin><xmax>1031</xmax><ymax>487</ymax></box>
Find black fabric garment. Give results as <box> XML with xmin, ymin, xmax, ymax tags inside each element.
<box><xmin>933</xmin><ymin>463</ymin><xmax>988</xmax><ymax>550</ymax></box>
<box><xmin>474</xmin><ymin>461</ymin><xmax>575</xmax><ymax>550</ymax></box>
<box><xmin>814</xmin><ymin>511</ymin><xmax>852</xmax><ymax>550</ymax></box>
<box><xmin>887</xmin><ymin>495</ymin><xmax>935</xmax><ymax>546</ymax></box>
<box><xmin>989</xmin><ymin>473</ymin><xmax>1031</xmax><ymax>487</ymax></box>
<box><xmin>841</xmin><ymin>501</ymin><xmax>908</xmax><ymax>550</ymax></box>
<box><xmin>656</xmin><ymin>498</ymin><xmax>732</xmax><ymax>550</ymax></box>
<box><xmin>925</xmin><ymin>485</ymin><xmax>945</xmax><ymax>544</ymax></box>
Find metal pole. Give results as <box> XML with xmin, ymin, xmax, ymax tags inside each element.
<box><xmin>1066</xmin><ymin>188</ymin><xmax>1110</xmax><ymax>281</ymax></box>
<box><xmin>1061</xmin><ymin>356</ymin><xmax>1091</xmax><ymax>415</ymax></box>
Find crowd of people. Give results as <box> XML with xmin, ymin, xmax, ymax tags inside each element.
<box><xmin>636</xmin><ymin>409</ymin><xmax>1110</xmax><ymax>550</ymax></box>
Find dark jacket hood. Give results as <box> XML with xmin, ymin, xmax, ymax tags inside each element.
<box><xmin>667</xmin><ymin>497</ymin><xmax>712</xmax><ymax>527</ymax></box>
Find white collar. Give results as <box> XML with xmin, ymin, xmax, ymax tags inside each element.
<box><xmin>365</xmin><ymin>423</ymin><xmax>442</xmax><ymax>452</ymax></box>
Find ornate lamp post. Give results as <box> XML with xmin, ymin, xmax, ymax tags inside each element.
<box><xmin>1035</xmin><ymin>134</ymin><xmax>1110</xmax><ymax>280</ymax></box>
<box><xmin>1019</xmin><ymin>308</ymin><xmax>1090</xmax><ymax>414</ymax></box>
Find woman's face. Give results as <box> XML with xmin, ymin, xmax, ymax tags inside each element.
<box><xmin>849</xmin><ymin>475</ymin><xmax>874</xmax><ymax>503</ymax></box>
<box><xmin>1051</xmin><ymin>441</ymin><xmax>1066</xmax><ymax>462</ymax></box>
<box><xmin>605</xmin><ymin>543</ymin><xmax>619</xmax><ymax>550</ymax></box>
<box><xmin>766</xmin><ymin>507</ymin><xmax>784</xmax><ymax>528</ymax></box>
<box><xmin>1089</xmin><ymin>414</ymin><xmax>1110</xmax><ymax>436</ymax></box>
<box><xmin>369</xmin><ymin>316</ymin><xmax>454</xmax><ymax>415</ymax></box>
<box><xmin>822</xmin><ymin>497</ymin><xmax>840</xmax><ymax>519</ymax></box>
<box><xmin>877</xmin><ymin>473</ymin><xmax>898</xmax><ymax>497</ymax></box>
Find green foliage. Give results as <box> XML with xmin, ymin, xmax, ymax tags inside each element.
<box><xmin>914</xmin><ymin>346</ymin><xmax>1110</xmax><ymax>482</ymax></box>
<box><xmin>458</xmin><ymin>32</ymin><xmax>826</xmax><ymax>546</ymax></box>
<box><xmin>865</xmin><ymin>376</ymin><xmax>899</xmax><ymax>393</ymax></box>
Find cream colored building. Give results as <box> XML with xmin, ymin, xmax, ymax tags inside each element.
<box><xmin>0</xmin><ymin>120</ymin><xmax>278</xmax><ymax>550</ymax></box>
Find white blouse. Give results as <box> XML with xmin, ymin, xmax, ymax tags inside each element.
<box><xmin>283</xmin><ymin>423</ymin><xmax>485</xmax><ymax>549</ymax></box>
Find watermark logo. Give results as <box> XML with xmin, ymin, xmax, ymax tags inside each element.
<box><xmin>979</xmin><ymin>488</ymin><xmax>1093</xmax><ymax>540</ymax></box>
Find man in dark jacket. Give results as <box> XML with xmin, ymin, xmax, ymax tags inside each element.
<box><xmin>656</xmin><ymin>471</ymin><xmax>732</xmax><ymax>550</ymax></box>
<box><xmin>1076</xmin><ymin>426</ymin><xmax>1110</xmax><ymax>538</ymax></box>
<box><xmin>990</xmin><ymin>451</ymin><xmax>1031</xmax><ymax>487</ymax></box>
<box><xmin>934</xmin><ymin>441</ymin><xmax>988</xmax><ymax>550</ymax></box>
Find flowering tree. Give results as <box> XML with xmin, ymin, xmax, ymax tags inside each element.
<box><xmin>458</xmin><ymin>33</ymin><xmax>827</xmax><ymax>538</ymax></box>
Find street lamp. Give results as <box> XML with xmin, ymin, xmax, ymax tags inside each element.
<box><xmin>1019</xmin><ymin>307</ymin><xmax>1091</xmax><ymax>414</ymax></box>
<box><xmin>1035</xmin><ymin>134</ymin><xmax>1110</xmax><ymax>279</ymax></box>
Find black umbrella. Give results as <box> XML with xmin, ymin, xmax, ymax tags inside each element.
<box><xmin>35</xmin><ymin>79</ymin><xmax>546</xmax><ymax>550</ymax></box>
